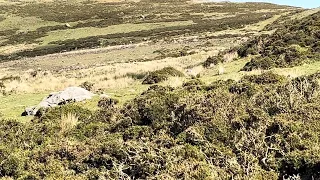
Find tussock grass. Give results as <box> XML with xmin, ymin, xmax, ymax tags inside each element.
<box><xmin>60</xmin><ymin>112</ymin><xmax>79</xmax><ymax>134</ymax></box>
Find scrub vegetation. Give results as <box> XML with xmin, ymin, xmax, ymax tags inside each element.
<box><xmin>1</xmin><ymin>72</ymin><xmax>320</xmax><ymax>179</ymax></box>
<box><xmin>0</xmin><ymin>0</ymin><xmax>320</xmax><ymax>179</ymax></box>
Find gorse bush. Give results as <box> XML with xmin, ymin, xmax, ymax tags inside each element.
<box><xmin>142</xmin><ymin>67</ymin><xmax>184</xmax><ymax>84</ymax></box>
<box><xmin>241</xmin><ymin>71</ymin><xmax>286</xmax><ymax>85</ymax></box>
<box><xmin>79</xmin><ymin>81</ymin><xmax>94</xmax><ymax>91</ymax></box>
<box><xmin>239</xmin><ymin>11</ymin><xmax>320</xmax><ymax>71</ymax></box>
<box><xmin>98</xmin><ymin>97</ymin><xmax>119</xmax><ymax>109</ymax></box>
<box><xmin>203</xmin><ymin>55</ymin><xmax>223</xmax><ymax>68</ymax></box>
<box><xmin>182</xmin><ymin>78</ymin><xmax>205</xmax><ymax>87</ymax></box>
<box><xmin>1</xmin><ymin>72</ymin><xmax>320</xmax><ymax>179</ymax></box>
<box><xmin>203</xmin><ymin>47</ymin><xmax>240</xmax><ymax>68</ymax></box>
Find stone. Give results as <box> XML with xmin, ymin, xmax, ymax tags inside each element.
<box><xmin>22</xmin><ymin>87</ymin><xmax>95</xmax><ymax>116</ymax></box>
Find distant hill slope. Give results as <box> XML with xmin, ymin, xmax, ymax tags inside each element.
<box><xmin>0</xmin><ymin>0</ymin><xmax>296</xmax><ymax>61</ymax></box>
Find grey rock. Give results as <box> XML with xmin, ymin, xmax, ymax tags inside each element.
<box><xmin>22</xmin><ymin>87</ymin><xmax>95</xmax><ymax>116</ymax></box>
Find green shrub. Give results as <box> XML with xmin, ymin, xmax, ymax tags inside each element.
<box><xmin>122</xmin><ymin>126</ymin><xmax>152</xmax><ymax>141</ymax></box>
<box><xmin>229</xmin><ymin>82</ymin><xmax>257</xmax><ymax>96</ymax></box>
<box><xmin>203</xmin><ymin>56</ymin><xmax>223</xmax><ymax>68</ymax></box>
<box><xmin>2</xmin><ymin>71</ymin><xmax>320</xmax><ymax>179</ymax></box>
<box><xmin>0</xmin><ymin>148</ymin><xmax>24</xmax><ymax>178</ymax></box>
<box><xmin>1</xmin><ymin>2</ymin><xmax>316</xmax><ymax>179</ymax></box>
<box><xmin>241</xmin><ymin>56</ymin><xmax>276</xmax><ymax>71</ymax></box>
<box><xmin>142</xmin><ymin>67</ymin><xmax>184</xmax><ymax>84</ymax></box>
<box><xmin>237</xmin><ymin>40</ymin><xmax>260</xmax><ymax>57</ymax></box>
<box><xmin>182</xmin><ymin>79</ymin><xmax>205</xmax><ymax>91</ymax></box>
<box><xmin>182</xmin><ymin>79</ymin><xmax>205</xmax><ymax>87</ymax></box>
<box><xmin>80</xmin><ymin>81</ymin><xmax>94</xmax><ymax>91</ymax></box>
<box><xmin>241</xmin><ymin>72</ymin><xmax>286</xmax><ymax>85</ymax></box>
<box><xmin>97</xmin><ymin>97</ymin><xmax>119</xmax><ymax>109</ymax></box>
<box><xmin>239</xmin><ymin>11</ymin><xmax>320</xmax><ymax>71</ymax></box>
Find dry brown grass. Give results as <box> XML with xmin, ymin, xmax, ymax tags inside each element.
<box><xmin>0</xmin><ymin>55</ymin><xmax>199</xmax><ymax>94</ymax></box>
<box><xmin>0</xmin><ymin>30</ymin><xmax>244</xmax><ymax>106</ymax></box>
<box><xmin>60</xmin><ymin>112</ymin><xmax>78</xmax><ymax>134</ymax></box>
<box><xmin>0</xmin><ymin>44</ymin><xmax>38</xmax><ymax>55</ymax></box>
<box><xmin>161</xmin><ymin>77</ymin><xmax>185</xmax><ymax>88</ymax></box>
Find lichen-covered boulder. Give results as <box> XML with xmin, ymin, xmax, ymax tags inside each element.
<box><xmin>22</xmin><ymin>87</ymin><xmax>95</xmax><ymax>116</ymax></box>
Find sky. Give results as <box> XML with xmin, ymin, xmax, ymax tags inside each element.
<box><xmin>212</xmin><ymin>0</ymin><xmax>320</xmax><ymax>8</ymax></box>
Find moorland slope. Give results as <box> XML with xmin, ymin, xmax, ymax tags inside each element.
<box><xmin>0</xmin><ymin>0</ymin><xmax>320</xmax><ymax>179</ymax></box>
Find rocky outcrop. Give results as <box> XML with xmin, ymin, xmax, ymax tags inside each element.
<box><xmin>22</xmin><ymin>87</ymin><xmax>95</xmax><ymax>116</ymax></box>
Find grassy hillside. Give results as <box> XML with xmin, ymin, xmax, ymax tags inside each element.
<box><xmin>1</xmin><ymin>0</ymin><xmax>320</xmax><ymax>179</ymax></box>
<box><xmin>0</xmin><ymin>0</ymin><xmax>294</xmax><ymax>60</ymax></box>
<box><xmin>0</xmin><ymin>0</ymin><xmax>300</xmax><ymax>120</ymax></box>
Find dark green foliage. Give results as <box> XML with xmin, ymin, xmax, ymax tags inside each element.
<box><xmin>97</xmin><ymin>97</ymin><xmax>119</xmax><ymax>108</ymax></box>
<box><xmin>242</xmin><ymin>56</ymin><xmax>276</xmax><ymax>70</ymax></box>
<box><xmin>229</xmin><ymin>82</ymin><xmax>258</xmax><ymax>96</ymax></box>
<box><xmin>142</xmin><ymin>67</ymin><xmax>184</xmax><ymax>84</ymax></box>
<box><xmin>2</xmin><ymin>72</ymin><xmax>320</xmax><ymax>179</ymax></box>
<box><xmin>182</xmin><ymin>79</ymin><xmax>205</xmax><ymax>91</ymax></box>
<box><xmin>0</xmin><ymin>148</ymin><xmax>22</xmax><ymax>178</ymax></box>
<box><xmin>237</xmin><ymin>37</ymin><xmax>263</xmax><ymax>57</ymax></box>
<box><xmin>203</xmin><ymin>47</ymin><xmax>240</xmax><ymax>68</ymax></box>
<box><xmin>241</xmin><ymin>72</ymin><xmax>286</xmax><ymax>85</ymax></box>
<box><xmin>121</xmin><ymin>85</ymin><xmax>179</xmax><ymax>129</ymax></box>
<box><xmin>182</xmin><ymin>79</ymin><xmax>205</xmax><ymax>87</ymax></box>
<box><xmin>1</xmin><ymin>2</ymin><xmax>317</xmax><ymax>179</ymax></box>
<box><xmin>80</xmin><ymin>81</ymin><xmax>94</xmax><ymax>91</ymax></box>
<box><xmin>203</xmin><ymin>56</ymin><xmax>223</xmax><ymax>68</ymax></box>
<box><xmin>240</xmin><ymin>11</ymin><xmax>320</xmax><ymax>71</ymax></box>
